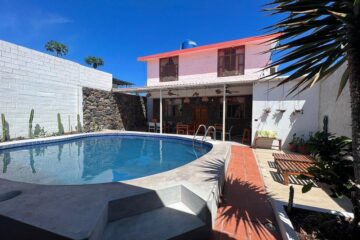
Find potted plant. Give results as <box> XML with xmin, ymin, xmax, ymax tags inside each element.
<box><xmin>288</xmin><ymin>133</ymin><xmax>298</xmax><ymax>152</ymax></box>
<box><xmin>297</xmin><ymin>135</ymin><xmax>310</xmax><ymax>154</ymax></box>
<box><xmin>292</xmin><ymin>108</ymin><xmax>304</xmax><ymax>115</ymax></box>
<box><xmin>263</xmin><ymin>107</ymin><xmax>271</xmax><ymax>114</ymax></box>
<box><xmin>276</xmin><ymin>108</ymin><xmax>286</xmax><ymax>113</ymax></box>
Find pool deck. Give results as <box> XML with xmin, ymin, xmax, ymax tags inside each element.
<box><xmin>0</xmin><ymin>131</ymin><xmax>231</xmax><ymax>239</ymax></box>
<box><xmin>254</xmin><ymin>148</ymin><xmax>352</xmax><ymax>213</ymax></box>
<box><xmin>212</xmin><ymin>145</ymin><xmax>281</xmax><ymax>240</ymax></box>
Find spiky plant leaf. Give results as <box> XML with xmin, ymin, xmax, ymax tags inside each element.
<box><xmin>263</xmin><ymin>0</ymin><xmax>355</xmax><ymax>95</ymax></box>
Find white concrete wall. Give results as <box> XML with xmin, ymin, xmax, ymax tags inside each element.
<box><xmin>0</xmin><ymin>40</ymin><xmax>112</xmax><ymax>139</ymax></box>
<box><xmin>319</xmin><ymin>64</ymin><xmax>351</xmax><ymax>137</ymax></box>
<box><xmin>147</xmin><ymin>42</ymin><xmax>272</xmax><ymax>86</ymax></box>
<box><xmin>252</xmin><ymin>80</ymin><xmax>320</xmax><ymax>147</ymax></box>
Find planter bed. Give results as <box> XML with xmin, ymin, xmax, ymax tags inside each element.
<box><xmin>288</xmin><ymin>208</ymin><xmax>355</xmax><ymax>240</ymax></box>
<box><xmin>271</xmin><ymin>201</ymin><xmax>355</xmax><ymax>240</ymax></box>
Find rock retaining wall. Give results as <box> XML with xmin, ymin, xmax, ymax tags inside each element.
<box><xmin>83</xmin><ymin>88</ymin><xmax>147</xmax><ymax>132</ymax></box>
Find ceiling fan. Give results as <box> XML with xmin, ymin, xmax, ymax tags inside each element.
<box><xmin>192</xmin><ymin>92</ymin><xmax>200</xmax><ymax>97</ymax></box>
<box><xmin>167</xmin><ymin>90</ymin><xmax>178</xmax><ymax>96</ymax></box>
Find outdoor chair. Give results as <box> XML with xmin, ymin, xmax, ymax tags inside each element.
<box><xmin>148</xmin><ymin>122</ymin><xmax>156</xmax><ymax>132</ymax></box>
<box><xmin>242</xmin><ymin>128</ymin><xmax>251</xmax><ymax>144</ymax></box>
<box><xmin>225</xmin><ymin>125</ymin><xmax>233</xmax><ymax>141</ymax></box>
<box><xmin>187</xmin><ymin>124</ymin><xmax>196</xmax><ymax>135</ymax></box>
<box><xmin>155</xmin><ymin>123</ymin><xmax>161</xmax><ymax>133</ymax></box>
<box><xmin>176</xmin><ymin>124</ymin><xmax>189</xmax><ymax>135</ymax></box>
<box><xmin>273</xmin><ymin>153</ymin><xmax>315</xmax><ymax>185</ymax></box>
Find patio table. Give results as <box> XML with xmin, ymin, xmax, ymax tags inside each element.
<box><xmin>273</xmin><ymin>153</ymin><xmax>315</xmax><ymax>185</ymax></box>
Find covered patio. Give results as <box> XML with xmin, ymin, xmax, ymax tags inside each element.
<box><xmin>113</xmin><ymin>81</ymin><xmax>254</xmax><ymax>142</ymax></box>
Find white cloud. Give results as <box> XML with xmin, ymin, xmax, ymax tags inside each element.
<box><xmin>0</xmin><ymin>5</ymin><xmax>72</xmax><ymax>34</ymax></box>
<box><xmin>30</xmin><ymin>15</ymin><xmax>73</xmax><ymax>29</ymax></box>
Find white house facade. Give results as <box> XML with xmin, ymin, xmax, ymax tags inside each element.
<box><xmin>116</xmin><ymin>34</ymin><xmax>351</xmax><ymax>148</ymax></box>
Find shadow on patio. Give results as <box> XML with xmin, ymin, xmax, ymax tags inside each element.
<box><xmin>201</xmin><ymin>145</ymin><xmax>280</xmax><ymax>240</ymax></box>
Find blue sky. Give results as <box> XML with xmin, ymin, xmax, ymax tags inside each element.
<box><xmin>0</xmin><ymin>0</ymin><xmax>281</xmax><ymax>86</ymax></box>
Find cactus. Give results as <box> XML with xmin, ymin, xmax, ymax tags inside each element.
<box><xmin>77</xmin><ymin>114</ymin><xmax>82</xmax><ymax>133</ymax></box>
<box><xmin>1</xmin><ymin>113</ymin><xmax>9</xmax><ymax>141</ymax></box>
<box><xmin>57</xmin><ymin>113</ymin><xmax>64</xmax><ymax>135</ymax></box>
<box><xmin>29</xmin><ymin>109</ymin><xmax>34</xmax><ymax>138</ymax></box>
<box><xmin>34</xmin><ymin>124</ymin><xmax>41</xmax><ymax>137</ymax></box>
<box><xmin>287</xmin><ymin>186</ymin><xmax>294</xmax><ymax>214</ymax></box>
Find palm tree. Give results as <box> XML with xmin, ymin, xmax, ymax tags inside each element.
<box><xmin>85</xmin><ymin>56</ymin><xmax>104</xmax><ymax>69</ymax></box>
<box><xmin>45</xmin><ymin>41</ymin><xmax>68</xmax><ymax>57</ymax></box>
<box><xmin>265</xmin><ymin>0</ymin><xmax>360</xmax><ymax>227</ymax></box>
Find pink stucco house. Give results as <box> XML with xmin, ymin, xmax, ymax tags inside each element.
<box><xmin>116</xmin><ymin>34</ymin><xmax>347</xmax><ymax>148</ymax></box>
<box><xmin>139</xmin><ymin>34</ymin><xmax>278</xmax><ymax>87</ymax></box>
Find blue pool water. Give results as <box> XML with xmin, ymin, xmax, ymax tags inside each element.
<box><xmin>0</xmin><ymin>134</ymin><xmax>212</xmax><ymax>185</ymax></box>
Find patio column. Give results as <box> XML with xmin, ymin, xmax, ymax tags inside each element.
<box><xmin>159</xmin><ymin>89</ymin><xmax>163</xmax><ymax>134</ymax></box>
<box><xmin>222</xmin><ymin>84</ymin><xmax>226</xmax><ymax>141</ymax></box>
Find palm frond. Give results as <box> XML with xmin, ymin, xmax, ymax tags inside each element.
<box><xmin>264</xmin><ymin>0</ymin><xmax>353</xmax><ymax>95</ymax></box>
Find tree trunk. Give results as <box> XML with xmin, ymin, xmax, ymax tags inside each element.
<box><xmin>348</xmin><ymin>2</ymin><xmax>360</xmax><ymax>228</ymax></box>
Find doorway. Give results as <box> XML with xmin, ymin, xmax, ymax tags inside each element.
<box><xmin>193</xmin><ymin>106</ymin><xmax>208</xmax><ymax>127</ymax></box>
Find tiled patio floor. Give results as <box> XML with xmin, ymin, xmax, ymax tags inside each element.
<box><xmin>212</xmin><ymin>145</ymin><xmax>281</xmax><ymax>240</ymax></box>
<box><xmin>253</xmin><ymin>148</ymin><xmax>352</xmax><ymax>213</ymax></box>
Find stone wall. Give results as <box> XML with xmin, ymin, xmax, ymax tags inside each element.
<box><xmin>83</xmin><ymin>88</ymin><xmax>147</xmax><ymax>132</ymax></box>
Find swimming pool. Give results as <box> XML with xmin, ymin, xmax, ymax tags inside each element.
<box><xmin>0</xmin><ymin>134</ymin><xmax>212</xmax><ymax>185</ymax></box>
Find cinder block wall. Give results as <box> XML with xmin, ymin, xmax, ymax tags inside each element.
<box><xmin>0</xmin><ymin>40</ymin><xmax>112</xmax><ymax>139</ymax></box>
<box><xmin>318</xmin><ymin>63</ymin><xmax>351</xmax><ymax>138</ymax></box>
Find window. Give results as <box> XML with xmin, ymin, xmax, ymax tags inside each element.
<box><xmin>218</xmin><ymin>46</ymin><xmax>245</xmax><ymax>77</ymax></box>
<box><xmin>160</xmin><ymin>56</ymin><xmax>179</xmax><ymax>82</ymax></box>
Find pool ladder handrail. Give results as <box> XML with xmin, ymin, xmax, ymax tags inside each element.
<box><xmin>203</xmin><ymin>126</ymin><xmax>216</xmax><ymax>141</ymax></box>
<box><xmin>193</xmin><ymin>124</ymin><xmax>207</xmax><ymax>142</ymax></box>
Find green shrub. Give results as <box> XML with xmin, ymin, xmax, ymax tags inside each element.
<box><xmin>300</xmin><ymin>131</ymin><xmax>354</xmax><ymax>198</ymax></box>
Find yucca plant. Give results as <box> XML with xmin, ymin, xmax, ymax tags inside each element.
<box><xmin>264</xmin><ymin>0</ymin><xmax>360</xmax><ymax>228</ymax></box>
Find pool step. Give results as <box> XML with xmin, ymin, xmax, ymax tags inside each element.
<box><xmin>101</xmin><ymin>185</ymin><xmax>211</xmax><ymax>240</ymax></box>
<box><xmin>103</xmin><ymin>203</ymin><xmax>207</xmax><ymax>240</ymax></box>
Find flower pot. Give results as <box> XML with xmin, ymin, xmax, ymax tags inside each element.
<box><xmin>288</xmin><ymin>143</ymin><xmax>297</xmax><ymax>152</ymax></box>
<box><xmin>298</xmin><ymin>145</ymin><xmax>309</xmax><ymax>154</ymax></box>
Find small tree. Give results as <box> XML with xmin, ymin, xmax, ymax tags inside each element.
<box><xmin>85</xmin><ymin>56</ymin><xmax>104</xmax><ymax>69</ymax></box>
<box><xmin>45</xmin><ymin>41</ymin><xmax>68</xmax><ymax>57</ymax></box>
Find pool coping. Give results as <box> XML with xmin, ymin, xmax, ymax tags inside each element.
<box><xmin>0</xmin><ymin>131</ymin><xmax>231</xmax><ymax>239</ymax></box>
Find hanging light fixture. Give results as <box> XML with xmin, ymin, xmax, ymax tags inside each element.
<box><xmin>201</xmin><ymin>96</ymin><xmax>209</xmax><ymax>102</ymax></box>
<box><xmin>145</xmin><ymin>92</ymin><xmax>151</xmax><ymax>97</ymax></box>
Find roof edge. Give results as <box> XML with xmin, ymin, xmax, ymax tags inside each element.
<box><xmin>138</xmin><ymin>33</ymin><xmax>281</xmax><ymax>62</ymax></box>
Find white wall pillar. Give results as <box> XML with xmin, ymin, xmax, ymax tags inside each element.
<box><xmin>160</xmin><ymin>89</ymin><xmax>163</xmax><ymax>134</ymax></box>
<box><xmin>222</xmin><ymin>84</ymin><xmax>226</xmax><ymax>141</ymax></box>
